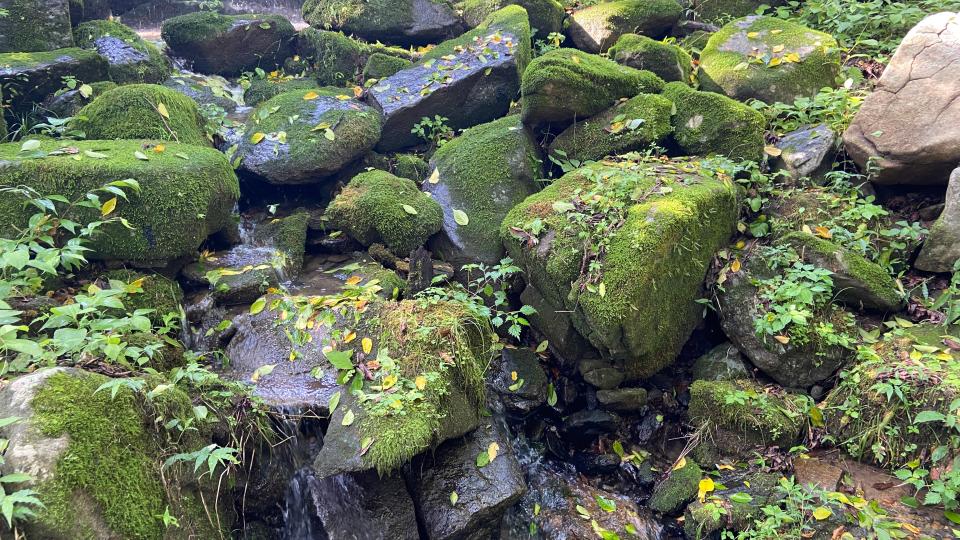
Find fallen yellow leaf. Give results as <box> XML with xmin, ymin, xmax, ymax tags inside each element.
<box><xmin>415</xmin><ymin>375</ymin><xmax>427</xmax><ymax>390</ymax></box>
<box><xmin>362</xmin><ymin>337</ymin><xmax>373</xmax><ymax>354</ymax></box>
<box><xmin>303</xmin><ymin>91</ymin><xmax>320</xmax><ymax>100</ymax></box>
<box><xmin>731</xmin><ymin>259</ymin><xmax>742</xmax><ymax>273</ymax></box>
<box><xmin>698</xmin><ymin>477</ymin><xmax>715</xmax><ymax>502</ymax></box>
<box><xmin>488</xmin><ymin>442</ymin><xmax>500</xmax><ymax>461</ymax></box>
<box><xmin>345</xmin><ymin>275</ymin><xmax>362</xmax><ymax>286</ymax></box>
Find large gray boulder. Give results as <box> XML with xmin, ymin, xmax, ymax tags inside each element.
<box><xmin>0</xmin><ymin>0</ymin><xmax>73</xmax><ymax>52</ymax></box>
<box><xmin>844</xmin><ymin>12</ymin><xmax>960</xmax><ymax>186</ymax></box>
<box><xmin>916</xmin><ymin>167</ymin><xmax>960</xmax><ymax>272</ymax></box>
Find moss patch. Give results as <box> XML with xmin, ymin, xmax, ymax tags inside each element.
<box><xmin>362</xmin><ymin>53</ymin><xmax>412</xmax><ymax>81</ymax></box>
<box><xmin>649</xmin><ymin>460</ymin><xmax>702</xmax><ymax>514</ymax></box>
<box><xmin>73</xmin><ymin>20</ymin><xmax>171</xmax><ymax>84</ymax></box>
<box><xmin>72</xmin><ymin>84</ymin><xmax>209</xmax><ymax>146</ymax></box>
<box><xmin>662</xmin><ymin>81</ymin><xmax>765</xmax><ymax>162</ymax></box>
<box><xmin>101</xmin><ymin>269</ymin><xmax>184</xmax><ymax>325</ymax></box>
<box><xmin>297</xmin><ymin>28</ymin><xmax>364</xmax><ymax>86</ymax></box>
<box><xmin>244</xmin><ymin>77</ymin><xmax>321</xmax><ymax>107</ymax></box>
<box><xmin>608</xmin><ymin>33</ymin><xmax>693</xmax><ymax>83</ymax></box>
<box><xmin>460</xmin><ymin>0</ymin><xmax>564</xmax><ymax>38</ymax></box>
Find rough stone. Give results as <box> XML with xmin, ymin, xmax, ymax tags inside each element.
<box><xmin>916</xmin><ymin>167</ymin><xmax>960</xmax><ymax>272</ymax></box>
<box><xmin>567</xmin><ymin>0</ymin><xmax>682</xmax><ymax>53</ymax></box>
<box><xmin>773</xmin><ymin>123</ymin><xmax>837</xmax><ymax>181</ymax></box>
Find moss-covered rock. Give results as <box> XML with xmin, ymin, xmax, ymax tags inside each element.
<box><xmin>327</xmin><ymin>170</ymin><xmax>443</xmax><ymax>256</ymax></box>
<box><xmin>0</xmin><ymin>48</ymin><xmax>109</xmax><ymax>113</ymax></box>
<box><xmin>567</xmin><ymin>0</ymin><xmax>682</xmax><ymax>53</ymax></box>
<box><xmin>521</xmin><ymin>48</ymin><xmax>664</xmax><ymax>126</ymax></box>
<box><xmin>73</xmin><ymin>20</ymin><xmax>171</xmax><ymax>84</ymax></box>
<box><xmin>691</xmin><ymin>0</ymin><xmax>785</xmax><ymax>22</ymax></box>
<box><xmin>100</xmin><ymin>269</ymin><xmax>185</xmax><ymax>325</ymax></box>
<box><xmin>0</xmin><ymin>0</ymin><xmax>73</xmax><ymax>53</ymax></box>
<box><xmin>689</xmin><ymin>379</ymin><xmax>807</xmax><ymax>462</ymax></box>
<box><xmin>780</xmin><ymin>232</ymin><xmax>903</xmax><ymax>312</ymax></box>
<box><xmin>699</xmin><ymin>16</ymin><xmax>841</xmax><ymax>104</ymax></box>
<box><xmin>460</xmin><ymin>0</ymin><xmax>564</xmax><ymax>38</ymax></box>
<box><xmin>501</xmin><ymin>157</ymin><xmax>738</xmax><ymax>378</ymax></box>
<box><xmin>243</xmin><ymin>76</ymin><xmax>321</xmax><ymax>107</ymax></box>
<box><xmin>691</xmin><ymin>342</ymin><xmax>751</xmax><ymax>381</ymax></box>
<box><xmin>258</xmin><ymin>211</ymin><xmax>310</xmax><ymax>274</ymax></box>
<box><xmin>162</xmin><ymin>12</ymin><xmax>296</xmax><ymax>76</ymax></box>
<box><xmin>662</xmin><ymin>81</ymin><xmax>765</xmax><ymax>162</ymax></box>
<box><xmin>608</xmin><ymin>33</ymin><xmax>692</xmax><ymax>83</ymax></box>
<box><xmin>69</xmin><ymin>0</ymin><xmax>112</xmax><ymax>23</ymax></box>
<box><xmin>296</xmin><ymin>27</ymin><xmax>364</xmax><ymax>86</ymax></box>
<box><xmin>648</xmin><ymin>460</ymin><xmax>702</xmax><ymax>514</ymax></box>
<box><xmin>683</xmin><ymin>471</ymin><xmax>781</xmax><ymax>538</ymax></box>
<box><xmin>236</xmin><ymin>88</ymin><xmax>382</xmax><ymax>184</ymax></box>
<box><xmin>72</xmin><ymin>83</ymin><xmax>210</xmax><ymax>146</ymax></box>
<box><xmin>163</xmin><ymin>71</ymin><xmax>240</xmax><ymax>112</ymax></box>
<box><xmin>0</xmin><ymin>139</ymin><xmax>239</xmax><ymax>264</ymax></box>
<box><xmin>547</xmin><ymin>93</ymin><xmax>674</xmax><ymax>162</ymax></box>
<box><xmin>302</xmin><ymin>0</ymin><xmax>464</xmax><ymax>46</ymax></box>
<box><xmin>426</xmin><ymin>115</ymin><xmax>543</xmax><ymax>268</ymax></box>
<box><xmin>393</xmin><ymin>153</ymin><xmax>429</xmax><ymax>181</ymax></box>
<box><xmin>362</xmin><ymin>52</ymin><xmax>412</xmax><ymax>81</ymax></box>
<box><xmin>0</xmin><ymin>368</ymin><xmax>228</xmax><ymax>540</ymax></box>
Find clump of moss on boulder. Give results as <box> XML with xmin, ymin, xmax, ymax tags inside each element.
<box><xmin>501</xmin><ymin>157</ymin><xmax>738</xmax><ymax>378</ymax></box>
<box><xmin>691</xmin><ymin>0</ymin><xmax>785</xmax><ymax>21</ymax></box>
<box><xmin>243</xmin><ymin>77</ymin><xmax>321</xmax><ymax>107</ymax></box>
<box><xmin>698</xmin><ymin>16</ymin><xmax>840</xmax><ymax>104</ymax></box>
<box><xmin>567</xmin><ymin>0</ymin><xmax>682</xmax><ymax>53</ymax></box>
<box><xmin>73</xmin><ymin>20</ymin><xmax>171</xmax><ymax>84</ymax></box>
<box><xmin>72</xmin><ymin>84</ymin><xmax>210</xmax><ymax>146</ymax></box>
<box><xmin>258</xmin><ymin>211</ymin><xmax>311</xmax><ymax>274</ymax></box>
<box><xmin>648</xmin><ymin>460</ymin><xmax>702</xmax><ymax>514</ymax></box>
<box><xmin>547</xmin><ymin>93</ymin><xmax>674</xmax><ymax>162</ymax></box>
<box><xmin>0</xmin><ymin>139</ymin><xmax>239</xmax><ymax>264</ymax></box>
<box><xmin>608</xmin><ymin>33</ymin><xmax>692</xmax><ymax>83</ymax></box>
<box><xmin>327</xmin><ymin>170</ymin><xmax>443</xmax><ymax>256</ymax></box>
<box><xmin>296</xmin><ymin>28</ymin><xmax>364</xmax><ymax>85</ymax></box>
<box><xmin>393</xmin><ymin>154</ymin><xmax>429</xmax><ymax>181</ymax></box>
<box><xmin>662</xmin><ymin>81</ymin><xmax>765</xmax><ymax>162</ymax></box>
<box><xmin>0</xmin><ymin>0</ymin><xmax>73</xmax><ymax>53</ymax></box>
<box><xmin>460</xmin><ymin>0</ymin><xmax>564</xmax><ymax>38</ymax></box>
<box><xmin>521</xmin><ymin>48</ymin><xmax>664</xmax><ymax>126</ymax></box>
<box><xmin>302</xmin><ymin>0</ymin><xmax>464</xmax><ymax>47</ymax></box>
<box><xmin>689</xmin><ymin>379</ymin><xmax>807</xmax><ymax>463</ymax></box>
<box><xmin>362</xmin><ymin>52</ymin><xmax>412</xmax><ymax>81</ymax></box>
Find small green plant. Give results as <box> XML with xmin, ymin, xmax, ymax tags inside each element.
<box><xmin>749</xmin><ymin>82</ymin><xmax>866</xmax><ymax>136</ymax></box>
<box><xmin>0</xmin><ymin>417</ymin><xmax>44</xmax><ymax>529</ymax></box>
<box><xmin>411</xmin><ymin>115</ymin><xmax>453</xmax><ymax>148</ymax></box>
<box><xmin>534</xmin><ymin>32</ymin><xmax>565</xmax><ymax>56</ymax></box>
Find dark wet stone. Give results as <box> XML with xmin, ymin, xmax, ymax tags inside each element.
<box><xmin>488</xmin><ymin>348</ymin><xmax>548</xmax><ymax>416</ymax></box>
<box><xmin>596</xmin><ymin>387</ymin><xmax>648</xmax><ymax>412</ymax></box>
<box><xmin>562</xmin><ymin>409</ymin><xmax>620</xmax><ymax>445</ymax></box>
<box><xmin>0</xmin><ymin>49</ymin><xmax>108</xmax><ymax>113</ymax></box>
<box><xmin>579</xmin><ymin>358</ymin><xmax>625</xmax><ymax>390</ymax></box>
<box><xmin>0</xmin><ymin>0</ymin><xmax>73</xmax><ymax>53</ymax></box>
<box><xmin>571</xmin><ymin>451</ymin><xmax>621</xmax><ymax>475</ymax></box>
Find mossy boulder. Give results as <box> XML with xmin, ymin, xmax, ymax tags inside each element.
<box><xmin>691</xmin><ymin>0</ymin><xmax>785</xmax><ymax>22</ymax></box>
<box><xmin>567</xmin><ymin>0</ymin><xmax>682</xmax><ymax>53</ymax></box>
<box><xmin>461</xmin><ymin>0</ymin><xmax>564</xmax><ymax>38</ymax></box>
<box><xmin>520</xmin><ymin>48</ymin><xmax>664</xmax><ymax>127</ymax></box>
<box><xmin>367</xmin><ymin>6</ymin><xmax>532</xmax><ymax>151</ymax></box>
<box><xmin>691</xmin><ymin>342</ymin><xmax>751</xmax><ymax>381</ymax></box>
<box><xmin>689</xmin><ymin>379</ymin><xmax>807</xmax><ymax>462</ymax></box>
<box><xmin>313</xmin><ymin>299</ymin><xmax>494</xmax><ymax>476</ymax></box>
<box><xmin>73</xmin><ymin>20</ymin><xmax>171</xmax><ymax>84</ymax></box>
<box><xmin>780</xmin><ymin>232</ymin><xmax>903</xmax><ymax>312</ymax></box>
<box><xmin>296</xmin><ymin>28</ymin><xmax>364</xmax><ymax>86</ymax></box>
<box><xmin>327</xmin><ymin>170</ymin><xmax>443</xmax><ymax>256</ymax></box>
<box><xmin>72</xmin><ymin>84</ymin><xmax>210</xmax><ymax>146</ymax></box>
<box><xmin>699</xmin><ymin>16</ymin><xmax>841</xmax><ymax>104</ymax></box>
<box><xmin>362</xmin><ymin>52</ymin><xmax>412</xmax><ymax>81</ymax></box>
<box><xmin>648</xmin><ymin>460</ymin><xmax>702</xmax><ymax>514</ymax></box>
<box><xmin>501</xmin><ymin>157</ymin><xmax>738</xmax><ymax>378</ymax></box>
<box><xmin>243</xmin><ymin>77</ymin><xmax>321</xmax><ymax>107</ymax></box>
<box><xmin>426</xmin><ymin>115</ymin><xmax>543</xmax><ymax>268</ymax></box>
<box><xmin>547</xmin><ymin>93</ymin><xmax>674</xmax><ymax>163</ymax></box>
<box><xmin>0</xmin><ymin>0</ymin><xmax>73</xmax><ymax>52</ymax></box>
<box><xmin>302</xmin><ymin>0</ymin><xmax>464</xmax><ymax>46</ymax></box>
<box><xmin>0</xmin><ymin>368</ymin><xmax>229</xmax><ymax>539</ymax></box>
<box><xmin>236</xmin><ymin>88</ymin><xmax>382</xmax><ymax>184</ymax></box>
<box><xmin>608</xmin><ymin>33</ymin><xmax>692</xmax><ymax>83</ymax></box>
<box><xmin>683</xmin><ymin>471</ymin><xmax>781</xmax><ymax>538</ymax></box>
<box><xmin>162</xmin><ymin>12</ymin><xmax>296</xmax><ymax>76</ymax></box>
<box><xmin>662</xmin><ymin>81</ymin><xmax>765</xmax><ymax>162</ymax></box>
<box><xmin>393</xmin><ymin>153</ymin><xmax>429</xmax><ymax>180</ymax></box>
<box><xmin>0</xmin><ymin>49</ymin><xmax>108</xmax><ymax>113</ymax></box>
<box><xmin>163</xmin><ymin>71</ymin><xmax>240</xmax><ymax>113</ymax></box>
<box><xmin>257</xmin><ymin>211</ymin><xmax>311</xmax><ymax>274</ymax></box>
<box><xmin>0</xmin><ymin>139</ymin><xmax>239</xmax><ymax>264</ymax></box>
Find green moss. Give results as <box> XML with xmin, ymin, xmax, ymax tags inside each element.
<box><xmin>422</xmin><ymin>5</ymin><xmax>532</xmax><ymax>75</ymax></box>
<box><xmin>392</xmin><ymin>153</ymin><xmax>429</xmax><ymax>181</ymax></box>
<box><xmin>244</xmin><ymin>77</ymin><xmax>321</xmax><ymax>107</ymax></box>
<box><xmin>362</xmin><ymin>53</ymin><xmax>412</xmax><ymax>81</ymax></box>
<box><xmin>698</xmin><ymin>16</ymin><xmax>841</xmax><ymax>104</ymax></box>
<box><xmin>102</xmin><ymin>269</ymin><xmax>184</xmax><ymax>325</ymax></box>
<box><xmin>0</xmin><ymin>0</ymin><xmax>73</xmax><ymax>53</ymax></box>
<box><xmin>259</xmin><ymin>212</ymin><xmax>310</xmax><ymax>273</ymax></box>
<box><xmin>662</xmin><ymin>81</ymin><xmax>765</xmax><ymax>162</ymax></box>
<box><xmin>689</xmin><ymin>379</ymin><xmax>806</xmax><ymax>461</ymax></box>
<box><xmin>73</xmin><ymin>20</ymin><xmax>171</xmax><ymax>84</ymax></box>
<box><xmin>521</xmin><ymin>48</ymin><xmax>664</xmax><ymax>125</ymax></box>
<box><xmin>161</xmin><ymin>11</ymin><xmax>234</xmax><ymax>44</ymax></box>
<box><xmin>548</xmin><ymin>93</ymin><xmax>674</xmax><ymax>162</ymax></box>
<box><xmin>608</xmin><ymin>34</ymin><xmax>693</xmax><ymax>83</ymax></box>
<box><xmin>0</xmin><ymin>139</ymin><xmax>239</xmax><ymax>263</ymax></box>
<box><xmin>648</xmin><ymin>460</ymin><xmax>702</xmax><ymax>514</ymax></box>
<box><xmin>501</xmin><ymin>157</ymin><xmax>738</xmax><ymax>378</ymax></box>
<box><xmin>569</xmin><ymin>0</ymin><xmax>682</xmax><ymax>52</ymax></box>
<box><xmin>460</xmin><ymin>0</ymin><xmax>564</xmax><ymax>38</ymax></box>
<box><xmin>302</xmin><ymin>0</ymin><xmax>460</xmax><ymax>46</ymax></box>
<box><xmin>298</xmin><ymin>28</ymin><xmax>364</xmax><ymax>86</ymax></box>
<box><xmin>693</xmin><ymin>0</ymin><xmax>785</xmax><ymax>23</ymax></box>
<box><xmin>72</xmin><ymin>84</ymin><xmax>209</xmax><ymax>146</ymax></box>
<box><xmin>327</xmin><ymin>170</ymin><xmax>443</xmax><ymax>256</ymax></box>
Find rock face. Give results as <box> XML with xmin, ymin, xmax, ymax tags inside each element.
<box><xmin>608</xmin><ymin>33</ymin><xmax>693</xmax><ymax>83</ymax></box>
<box><xmin>366</xmin><ymin>6</ymin><xmax>531</xmax><ymax>151</ymax></box>
<box><xmin>73</xmin><ymin>84</ymin><xmax>210</xmax><ymax>146</ymax></box>
<box><xmin>699</xmin><ymin>16</ymin><xmax>840</xmax><ymax>105</ymax></box>
<box><xmin>161</xmin><ymin>12</ymin><xmax>296</xmax><ymax>76</ymax></box>
<box><xmin>0</xmin><ymin>140</ymin><xmax>239</xmax><ymax>265</ymax></box>
<box><xmin>547</xmin><ymin>93</ymin><xmax>674</xmax><ymax>162</ymax></box>
<box><xmin>0</xmin><ymin>0</ymin><xmax>74</xmax><ymax>52</ymax></box>
<box><xmin>916</xmin><ymin>167</ymin><xmax>960</xmax><ymax>272</ymax></box>
<box><xmin>567</xmin><ymin>0</ymin><xmax>682</xmax><ymax>53</ymax></box>
<box><xmin>843</xmin><ymin>12</ymin><xmax>960</xmax><ymax>186</ymax></box>
<box><xmin>662</xmin><ymin>81</ymin><xmax>765</xmax><ymax>162</ymax></box>
<box><xmin>521</xmin><ymin>48</ymin><xmax>664</xmax><ymax>126</ymax></box>
<box><xmin>0</xmin><ymin>49</ymin><xmax>108</xmax><ymax>113</ymax></box>
<box><xmin>303</xmin><ymin>0</ymin><xmax>464</xmax><ymax>46</ymax></box>
<box><xmin>237</xmin><ymin>89</ymin><xmax>382</xmax><ymax>184</ymax></box>
<box><xmin>73</xmin><ymin>20</ymin><xmax>171</xmax><ymax>85</ymax></box>
<box><xmin>425</xmin><ymin>115</ymin><xmax>543</xmax><ymax>268</ymax></box>
<box><xmin>502</xmin><ymin>157</ymin><xmax>738</xmax><ymax>379</ymax></box>
<box><xmin>773</xmin><ymin>123</ymin><xmax>836</xmax><ymax>180</ymax></box>
<box><xmin>326</xmin><ymin>170</ymin><xmax>444</xmax><ymax>256</ymax></box>
<box><xmin>407</xmin><ymin>421</ymin><xmax>526</xmax><ymax>539</ymax></box>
